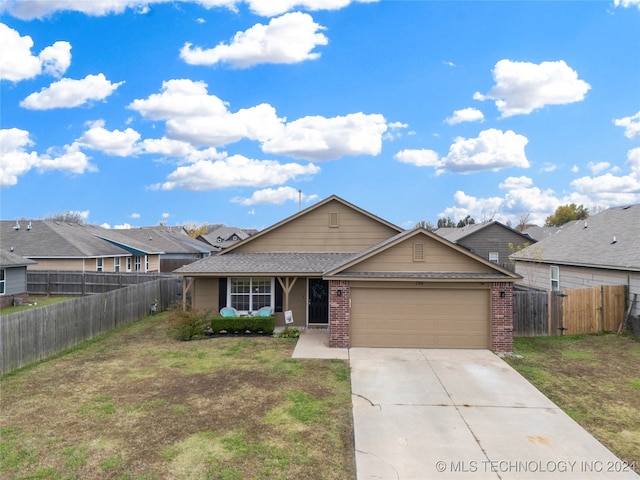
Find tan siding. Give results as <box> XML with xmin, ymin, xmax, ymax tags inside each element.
<box><xmin>274</xmin><ymin>280</ymin><xmax>307</xmax><ymax>327</ymax></box>
<box><xmin>350</xmin><ymin>284</ymin><xmax>490</xmax><ymax>348</ymax></box>
<box><xmin>233</xmin><ymin>201</ymin><xmax>399</xmax><ymax>253</ymax></box>
<box><xmin>27</xmin><ymin>259</ymin><xmax>87</xmax><ymax>271</ymax></box>
<box><xmin>346</xmin><ymin>235</ymin><xmax>497</xmax><ymax>273</ymax></box>
<box><xmin>193</xmin><ymin>278</ymin><xmax>219</xmax><ymax>312</ymax></box>
<box><xmin>147</xmin><ymin>255</ymin><xmax>161</xmax><ymax>273</ymax></box>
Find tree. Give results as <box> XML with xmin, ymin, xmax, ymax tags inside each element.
<box><xmin>544</xmin><ymin>204</ymin><xmax>589</xmax><ymax>227</ymax></box>
<box><xmin>45</xmin><ymin>211</ymin><xmax>85</xmax><ymax>224</ymax></box>
<box><xmin>414</xmin><ymin>220</ymin><xmax>436</xmax><ymax>231</ymax></box>
<box><xmin>437</xmin><ymin>217</ymin><xmax>456</xmax><ymax>228</ymax></box>
<box><xmin>183</xmin><ymin>221</ymin><xmax>209</xmax><ymax>238</ymax></box>
<box><xmin>456</xmin><ymin>215</ymin><xmax>475</xmax><ymax>228</ymax></box>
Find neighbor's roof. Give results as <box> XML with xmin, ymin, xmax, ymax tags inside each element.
<box><xmin>91</xmin><ymin>225</ymin><xmax>214</xmax><ymax>255</ymax></box>
<box><xmin>510</xmin><ymin>205</ymin><xmax>640</xmax><ymax>270</ymax></box>
<box><xmin>0</xmin><ymin>250</ymin><xmax>37</xmax><ymax>267</ymax></box>
<box><xmin>0</xmin><ymin>220</ymin><xmax>131</xmax><ymax>258</ymax></box>
<box><xmin>436</xmin><ymin>221</ymin><xmax>533</xmax><ymax>244</ymax></box>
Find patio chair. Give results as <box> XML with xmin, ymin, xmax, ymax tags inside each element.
<box><xmin>220</xmin><ymin>307</ymin><xmax>239</xmax><ymax>317</ymax></box>
<box><xmin>256</xmin><ymin>306</ymin><xmax>273</xmax><ymax>317</ymax></box>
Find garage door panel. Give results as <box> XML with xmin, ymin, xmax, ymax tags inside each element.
<box><xmin>350</xmin><ymin>287</ymin><xmax>489</xmax><ymax>349</ymax></box>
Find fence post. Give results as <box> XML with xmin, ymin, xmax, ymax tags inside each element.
<box><xmin>599</xmin><ymin>285</ymin><xmax>605</xmax><ymax>333</ymax></box>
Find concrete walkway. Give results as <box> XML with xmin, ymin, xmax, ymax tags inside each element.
<box><xmin>291</xmin><ymin>331</ymin><xmax>639</xmax><ymax>480</ymax></box>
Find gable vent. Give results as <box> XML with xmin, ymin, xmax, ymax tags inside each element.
<box><xmin>413</xmin><ymin>243</ymin><xmax>425</xmax><ymax>262</ymax></box>
<box><xmin>329</xmin><ymin>212</ymin><xmax>339</xmax><ymax>228</ymax></box>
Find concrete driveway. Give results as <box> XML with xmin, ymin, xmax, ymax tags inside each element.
<box><xmin>350</xmin><ymin>348</ymin><xmax>639</xmax><ymax>480</ymax></box>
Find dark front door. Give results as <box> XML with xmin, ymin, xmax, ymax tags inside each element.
<box><xmin>308</xmin><ymin>279</ymin><xmax>329</xmax><ymax>324</ymax></box>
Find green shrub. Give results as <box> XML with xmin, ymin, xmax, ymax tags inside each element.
<box><xmin>273</xmin><ymin>327</ymin><xmax>301</xmax><ymax>338</ymax></box>
<box><xmin>210</xmin><ymin>316</ymin><xmax>275</xmax><ymax>335</ymax></box>
<box><xmin>168</xmin><ymin>308</ymin><xmax>211</xmax><ymax>341</ymax></box>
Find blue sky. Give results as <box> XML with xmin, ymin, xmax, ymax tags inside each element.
<box><xmin>1</xmin><ymin>0</ymin><xmax>639</xmax><ymax>231</ymax></box>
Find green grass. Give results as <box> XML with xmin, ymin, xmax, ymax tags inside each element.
<box><xmin>0</xmin><ymin>313</ymin><xmax>355</xmax><ymax>480</ymax></box>
<box><xmin>505</xmin><ymin>333</ymin><xmax>640</xmax><ymax>466</ymax></box>
<box><xmin>0</xmin><ymin>296</ymin><xmax>72</xmax><ymax>315</ymax></box>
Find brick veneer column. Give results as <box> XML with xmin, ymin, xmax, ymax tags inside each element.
<box><xmin>491</xmin><ymin>282</ymin><xmax>514</xmax><ymax>353</ymax></box>
<box><xmin>329</xmin><ymin>280</ymin><xmax>350</xmax><ymax>348</ymax></box>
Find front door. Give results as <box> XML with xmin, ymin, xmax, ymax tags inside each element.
<box><xmin>308</xmin><ymin>278</ymin><xmax>329</xmax><ymax>324</ymax></box>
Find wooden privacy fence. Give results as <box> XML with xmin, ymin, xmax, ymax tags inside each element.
<box><xmin>27</xmin><ymin>271</ymin><xmax>173</xmax><ymax>296</ymax></box>
<box><xmin>0</xmin><ymin>277</ymin><xmax>182</xmax><ymax>374</ymax></box>
<box><xmin>514</xmin><ymin>285</ymin><xmax>626</xmax><ymax>336</ymax></box>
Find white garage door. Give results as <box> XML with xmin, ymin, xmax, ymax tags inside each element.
<box><xmin>350</xmin><ymin>287</ymin><xmax>490</xmax><ymax>348</ymax></box>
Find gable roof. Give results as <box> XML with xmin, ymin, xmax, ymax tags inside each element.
<box><xmin>325</xmin><ymin>228</ymin><xmax>520</xmax><ymax>281</ymax></box>
<box><xmin>220</xmin><ymin>195</ymin><xmax>403</xmax><ymax>255</ymax></box>
<box><xmin>511</xmin><ymin>205</ymin><xmax>640</xmax><ymax>271</ymax></box>
<box><xmin>198</xmin><ymin>226</ymin><xmax>253</xmax><ymax>249</ymax></box>
<box><xmin>0</xmin><ymin>220</ymin><xmax>131</xmax><ymax>258</ymax></box>
<box><xmin>436</xmin><ymin>221</ymin><xmax>533</xmax><ymax>244</ymax></box>
<box><xmin>0</xmin><ymin>250</ymin><xmax>37</xmax><ymax>268</ymax></box>
<box><xmin>91</xmin><ymin>225</ymin><xmax>213</xmax><ymax>255</ymax></box>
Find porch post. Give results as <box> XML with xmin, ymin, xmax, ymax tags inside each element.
<box><xmin>491</xmin><ymin>282</ymin><xmax>513</xmax><ymax>353</ymax></box>
<box><xmin>329</xmin><ymin>280</ymin><xmax>350</xmax><ymax>348</ymax></box>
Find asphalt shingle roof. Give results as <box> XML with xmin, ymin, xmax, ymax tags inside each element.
<box><xmin>0</xmin><ymin>250</ymin><xmax>37</xmax><ymax>267</ymax></box>
<box><xmin>174</xmin><ymin>252</ymin><xmax>358</xmax><ymax>275</ymax></box>
<box><xmin>511</xmin><ymin>205</ymin><xmax>640</xmax><ymax>270</ymax></box>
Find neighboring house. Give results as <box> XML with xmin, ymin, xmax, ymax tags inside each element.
<box><xmin>511</xmin><ymin>205</ymin><xmax>640</xmax><ymax>317</ymax></box>
<box><xmin>0</xmin><ymin>220</ymin><xmax>136</xmax><ymax>272</ymax></box>
<box><xmin>436</xmin><ymin>221</ymin><xmax>535</xmax><ymax>270</ymax></box>
<box><xmin>0</xmin><ymin>250</ymin><xmax>36</xmax><ymax>307</ymax></box>
<box><xmin>520</xmin><ymin>225</ymin><xmax>562</xmax><ymax>242</ymax></box>
<box><xmin>198</xmin><ymin>226</ymin><xmax>256</xmax><ymax>250</ymax></box>
<box><xmin>175</xmin><ymin>196</ymin><xmax>520</xmax><ymax>352</ymax></box>
<box><xmin>91</xmin><ymin>226</ymin><xmax>215</xmax><ymax>272</ymax></box>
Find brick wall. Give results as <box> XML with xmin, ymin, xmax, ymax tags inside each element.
<box><xmin>491</xmin><ymin>282</ymin><xmax>514</xmax><ymax>353</ymax></box>
<box><xmin>329</xmin><ymin>280</ymin><xmax>350</xmax><ymax>348</ymax></box>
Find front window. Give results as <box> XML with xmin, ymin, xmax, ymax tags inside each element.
<box><xmin>96</xmin><ymin>258</ymin><xmax>104</xmax><ymax>272</ymax></box>
<box><xmin>550</xmin><ymin>266</ymin><xmax>560</xmax><ymax>291</ymax></box>
<box><xmin>229</xmin><ymin>277</ymin><xmax>273</xmax><ymax>314</ymax></box>
<box><xmin>134</xmin><ymin>256</ymin><xmax>142</xmax><ymax>272</ymax></box>
<box><xmin>114</xmin><ymin>258</ymin><xmax>120</xmax><ymax>272</ymax></box>
<box><xmin>0</xmin><ymin>269</ymin><xmax>5</xmax><ymax>295</ymax></box>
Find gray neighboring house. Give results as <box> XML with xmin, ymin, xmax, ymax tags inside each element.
<box><xmin>436</xmin><ymin>221</ymin><xmax>535</xmax><ymax>270</ymax></box>
<box><xmin>0</xmin><ymin>220</ymin><xmax>134</xmax><ymax>272</ymax></box>
<box><xmin>510</xmin><ymin>205</ymin><xmax>640</xmax><ymax>317</ymax></box>
<box><xmin>0</xmin><ymin>250</ymin><xmax>36</xmax><ymax>307</ymax></box>
<box><xmin>91</xmin><ymin>226</ymin><xmax>215</xmax><ymax>272</ymax></box>
<box><xmin>198</xmin><ymin>226</ymin><xmax>257</xmax><ymax>250</ymax></box>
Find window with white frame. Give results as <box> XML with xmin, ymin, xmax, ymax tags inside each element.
<box><xmin>229</xmin><ymin>277</ymin><xmax>273</xmax><ymax>313</ymax></box>
<box><xmin>0</xmin><ymin>269</ymin><xmax>5</xmax><ymax>295</ymax></box>
<box><xmin>145</xmin><ymin>256</ymin><xmax>149</xmax><ymax>272</ymax></box>
<box><xmin>114</xmin><ymin>258</ymin><xmax>120</xmax><ymax>272</ymax></box>
<box><xmin>134</xmin><ymin>256</ymin><xmax>142</xmax><ymax>272</ymax></box>
<box><xmin>550</xmin><ymin>266</ymin><xmax>560</xmax><ymax>291</ymax></box>
<box><xmin>96</xmin><ymin>258</ymin><xmax>104</xmax><ymax>272</ymax></box>
<box><xmin>489</xmin><ymin>252</ymin><xmax>499</xmax><ymax>263</ymax></box>
<box><xmin>126</xmin><ymin>257</ymin><xmax>132</xmax><ymax>272</ymax></box>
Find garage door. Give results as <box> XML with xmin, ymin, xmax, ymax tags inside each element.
<box><xmin>350</xmin><ymin>287</ymin><xmax>490</xmax><ymax>348</ymax></box>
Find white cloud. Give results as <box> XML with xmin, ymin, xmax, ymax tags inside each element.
<box><xmin>445</xmin><ymin>107</ymin><xmax>484</xmax><ymax>125</ymax></box>
<box><xmin>572</xmin><ymin>165</ymin><xmax>580</xmax><ymax>173</ymax></box>
<box><xmin>0</xmin><ymin>0</ymin><xmax>240</xmax><ymax>20</ymax></box>
<box><xmin>614</xmin><ymin>111</ymin><xmax>640</xmax><ymax>140</ymax></box>
<box><xmin>0</xmin><ymin>23</ymin><xmax>71</xmax><ymax>82</ymax></box>
<box><xmin>614</xmin><ymin>0</ymin><xmax>640</xmax><ymax>8</ymax></box>
<box><xmin>628</xmin><ymin>147</ymin><xmax>640</xmax><ymax>174</ymax></box>
<box><xmin>262</xmin><ymin>112</ymin><xmax>387</xmax><ymax>160</ymax></box>
<box><xmin>20</xmin><ymin>73</ymin><xmax>124</xmax><ymax>110</ymax></box>
<box><xmin>395</xmin><ymin>149</ymin><xmax>440</xmax><ymax>167</ymax></box>
<box><xmin>180</xmin><ymin>12</ymin><xmax>328</xmax><ymax>68</ymax></box>
<box><xmin>473</xmin><ymin>59</ymin><xmax>590</xmax><ymax>117</ymax></box>
<box><xmin>232</xmin><ymin>186</ymin><xmax>318</xmax><ymax>205</ymax></box>
<box><xmin>78</xmin><ymin>120</ymin><xmax>141</xmax><ymax>156</ymax></box>
<box><xmin>571</xmin><ymin>172</ymin><xmax>640</xmax><ymax>205</ymax></box>
<box><xmin>153</xmin><ymin>155</ymin><xmax>320</xmax><ymax>191</ymax></box>
<box><xmin>587</xmin><ymin>161</ymin><xmax>612</xmax><ymax>174</ymax></box>
<box><xmin>246</xmin><ymin>0</ymin><xmax>379</xmax><ymax>17</ymax></box>
<box><xmin>130</xmin><ymin>213</ymin><xmax>141</xmax><ymax>219</ymax></box>
<box><xmin>0</xmin><ymin>128</ymin><xmax>95</xmax><ymax>186</ymax></box>
<box><xmin>396</xmin><ymin>129</ymin><xmax>529</xmax><ymax>175</ymax></box>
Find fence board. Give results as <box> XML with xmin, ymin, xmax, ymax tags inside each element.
<box><xmin>1</xmin><ymin>278</ymin><xmax>182</xmax><ymax>374</ymax></box>
<box><xmin>513</xmin><ymin>290</ymin><xmax>548</xmax><ymax>336</ymax></box>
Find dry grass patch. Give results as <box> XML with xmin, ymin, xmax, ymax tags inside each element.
<box><xmin>0</xmin><ymin>313</ymin><xmax>355</xmax><ymax>479</ymax></box>
<box><xmin>505</xmin><ymin>333</ymin><xmax>640</xmax><ymax>467</ymax></box>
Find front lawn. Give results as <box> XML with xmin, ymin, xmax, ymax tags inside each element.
<box><xmin>504</xmin><ymin>333</ymin><xmax>640</xmax><ymax>468</ymax></box>
<box><xmin>0</xmin><ymin>313</ymin><xmax>355</xmax><ymax>479</ymax></box>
